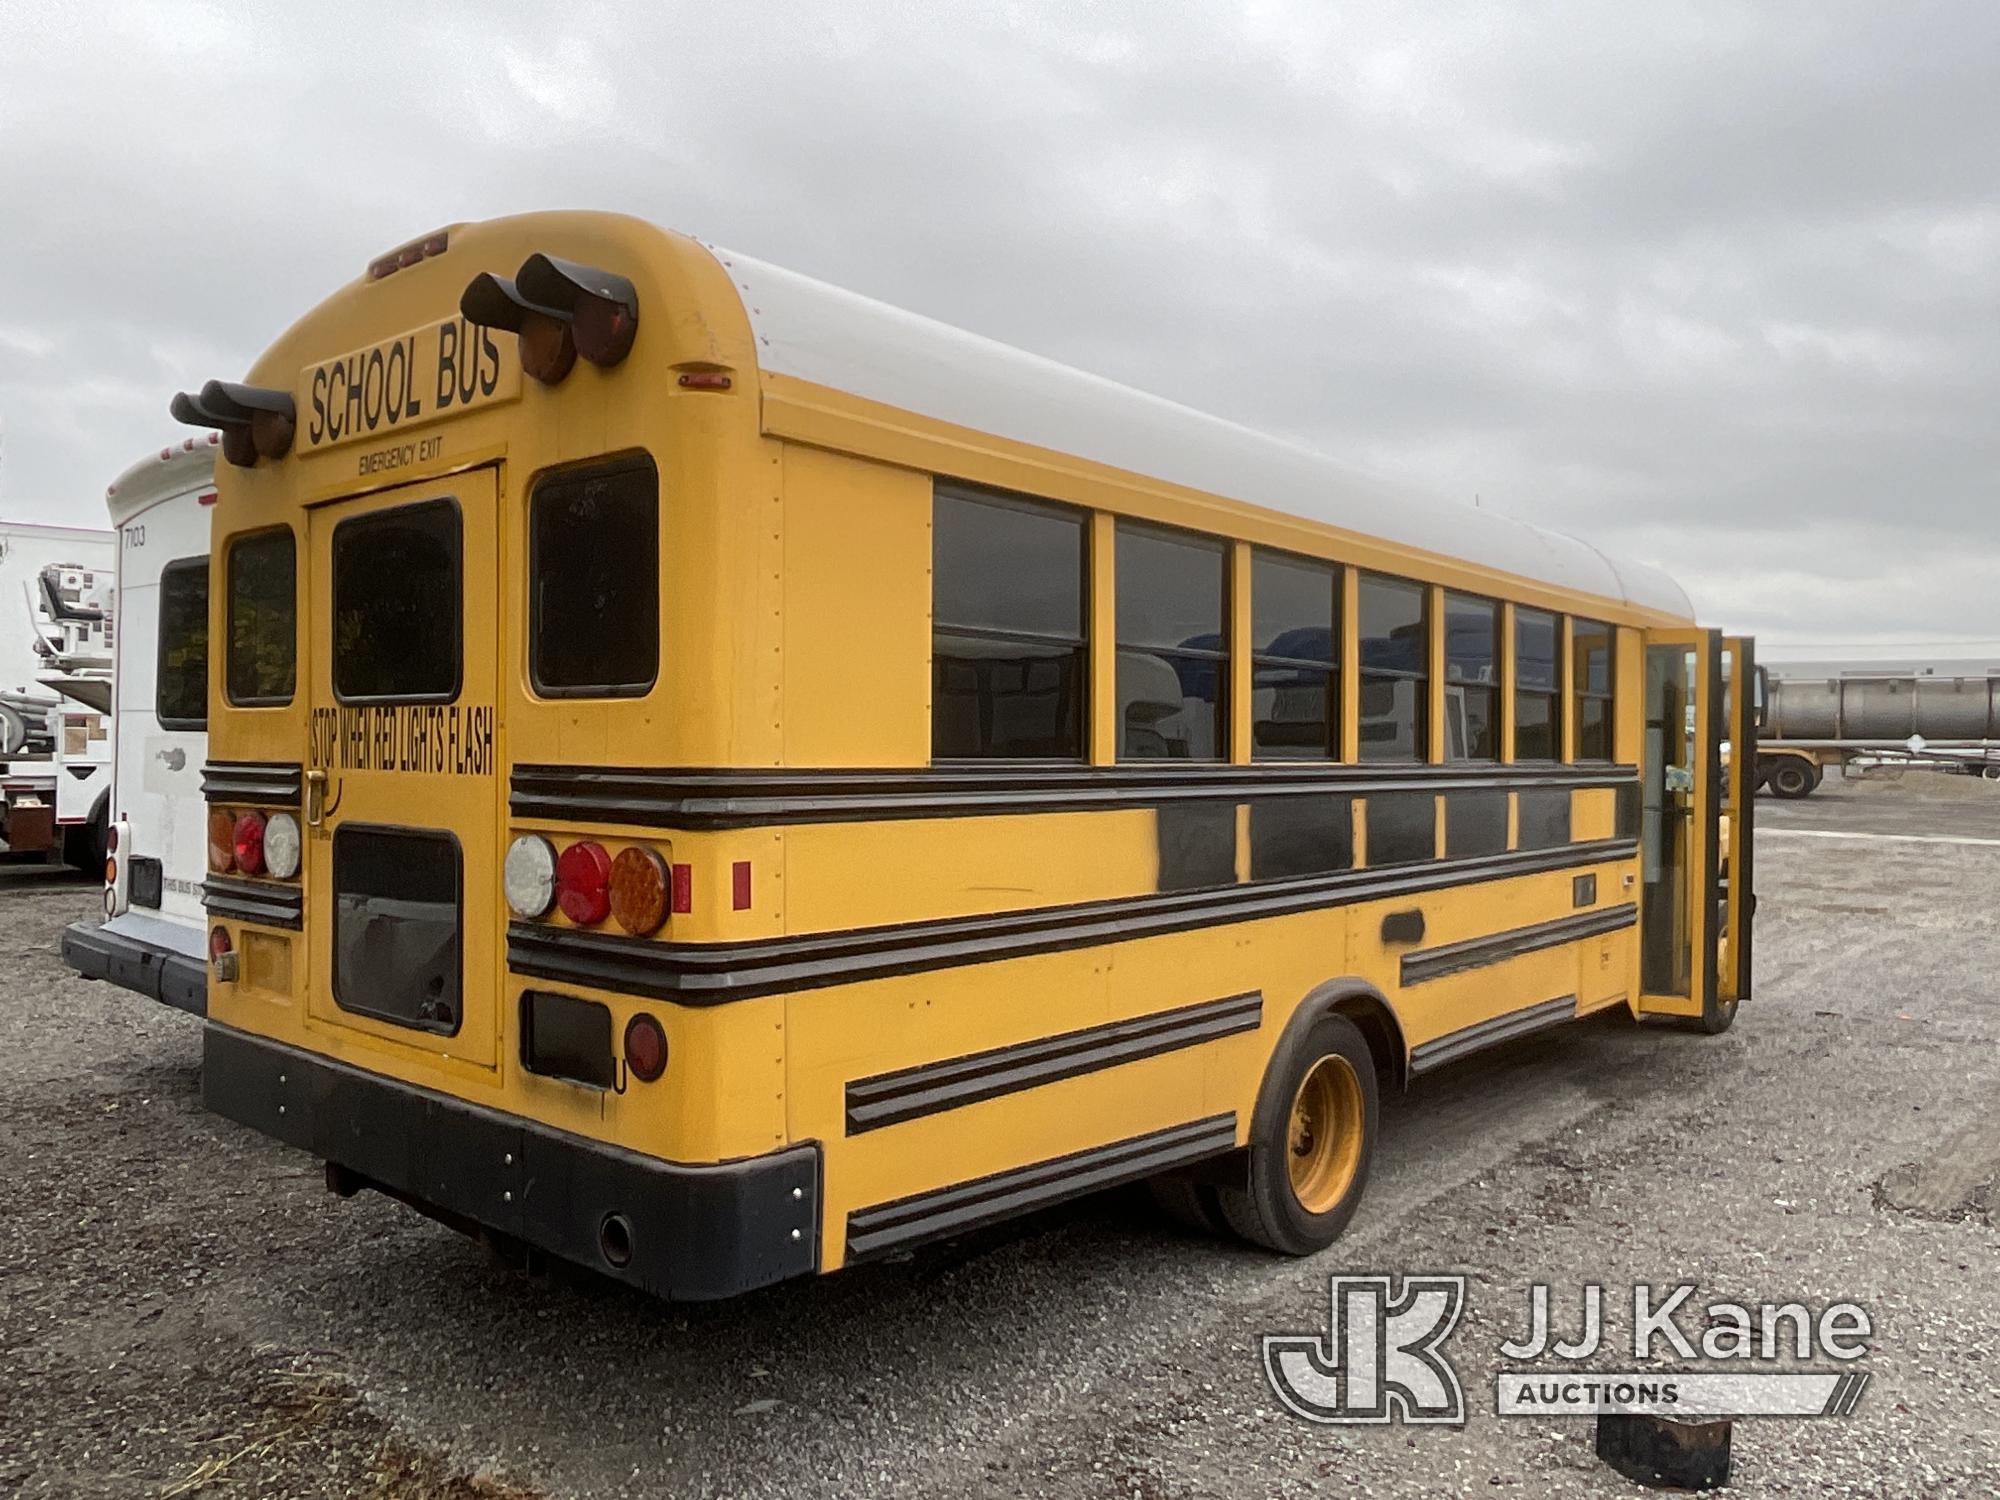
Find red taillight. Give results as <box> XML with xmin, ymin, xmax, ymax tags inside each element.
<box><xmin>207</xmin><ymin>810</ymin><xmax>236</xmax><ymax>873</ymax></box>
<box><xmin>233</xmin><ymin>810</ymin><xmax>267</xmax><ymax>876</ymax></box>
<box><xmin>556</xmin><ymin>841</ymin><xmax>612</xmax><ymax>925</ymax></box>
<box><xmin>209</xmin><ymin>925</ymin><xmax>233</xmax><ymax>960</ymax></box>
<box><xmin>624</xmin><ymin>1013</ymin><xmax>667</xmax><ymax>1083</ymax></box>
<box><xmin>106</xmin><ymin>825</ymin><xmax>118</xmax><ymax>854</ymax></box>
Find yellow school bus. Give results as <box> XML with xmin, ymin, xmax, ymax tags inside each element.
<box><xmin>176</xmin><ymin>211</ymin><xmax>1754</xmax><ymax>1300</ymax></box>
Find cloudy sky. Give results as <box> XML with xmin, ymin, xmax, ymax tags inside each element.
<box><xmin>2</xmin><ymin>1</ymin><xmax>1995</xmax><ymax>648</ymax></box>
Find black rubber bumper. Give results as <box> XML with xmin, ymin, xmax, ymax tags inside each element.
<box><xmin>62</xmin><ymin>920</ymin><xmax>208</xmax><ymax>1017</ymax></box>
<box><xmin>202</xmin><ymin>1024</ymin><xmax>821</xmax><ymax>1301</ymax></box>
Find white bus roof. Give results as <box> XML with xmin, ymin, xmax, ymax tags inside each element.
<box><xmin>104</xmin><ymin>437</ymin><xmax>220</xmax><ymax>529</ymax></box>
<box><xmin>710</xmin><ymin>244</ymin><xmax>1692</xmax><ymax>619</ymax></box>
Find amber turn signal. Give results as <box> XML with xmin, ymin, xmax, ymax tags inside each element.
<box><xmin>207</xmin><ymin>809</ymin><xmax>236</xmax><ymax>873</ymax></box>
<box><xmin>609</xmin><ymin>846</ymin><xmax>669</xmax><ymax>936</ymax></box>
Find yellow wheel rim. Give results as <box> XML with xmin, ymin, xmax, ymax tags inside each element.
<box><xmin>1286</xmin><ymin>1053</ymin><xmax>1365</xmax><ymax>1215</ymax></box>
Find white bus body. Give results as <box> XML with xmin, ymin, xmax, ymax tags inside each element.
<box><xmin>60</xmin><ymin>437</ymin><xmax>217</xmax><ymax>1015</ymax></box>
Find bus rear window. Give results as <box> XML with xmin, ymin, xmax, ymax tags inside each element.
<box><xmin>333</xmin><ymin>499</ymin><xmax>461</xmax><ymax>702</ymax></box>
<box><xmin>156</xmin><ymin>557</ymin><xmax>209</xmax><ymax>730</ymax></box>
<box><xmin>226</xmin><ymin>529</ymin><xmax>296</xmax><ymax>706</ymax></box>
<box><xmin>530</xmin><ymin>458</ymin><xmax>659</xmax><ymax>696</ymax></box>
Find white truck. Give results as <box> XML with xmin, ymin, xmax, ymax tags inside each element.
<box><xmin>0</xmin><ymin>519</ymin><xmax>117</xmax><ymax>862</ymax></box>
<box><xmin>60</xmin><ymin>437</ymin><xmax>217</xmax><ymax>1015</ymax></box>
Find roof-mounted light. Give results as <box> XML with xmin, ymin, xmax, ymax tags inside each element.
<box><xmin>515</xmin><ymin>254</ymin><xmax>639</xmax><ymax>367</ymax></box>
<box><xmin>169</xmin><ymin>380</ymin><xmax>296</xmax><ymax>467</ymax></box>
<box><xmin>460</xmin><ymin>272</ymin><xmax>576</xmax><ymax>385</ymax></box>
<box><xmin>367</xmin><ymin>229</ymin><xmax>451</xmax><ymax>281</ymax></box>
<box><xmin>458</xmin><ymin>252</ymin><xmax>639</xmax><ymax>384</ymax></box>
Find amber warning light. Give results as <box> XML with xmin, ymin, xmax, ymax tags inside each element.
<box><xmin>459</xmin><ymin>252</ymin><xmax>639</xmax><ymax>385</ymax></box>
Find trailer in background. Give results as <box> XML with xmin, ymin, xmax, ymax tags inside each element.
<box><xmin>1754</xmin><ymin>664</ymin><xmax>2000</xmax><ymax>797</ymax></box>
<box><xmin>59</xmin><ymin>437</ymin><xmax>216</xmax><ymax>1015</ymax></box>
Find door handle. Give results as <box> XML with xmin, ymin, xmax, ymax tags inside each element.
<box><xmin>305</xmin><ymin>768</ymin><xmax>328</xmax><ymax>827</ymax></box>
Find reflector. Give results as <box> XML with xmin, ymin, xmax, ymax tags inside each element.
<box><xmin>624</xmin><ymin>1013</ymin><xmax>668</xmax><ymax>1083</ymax></box>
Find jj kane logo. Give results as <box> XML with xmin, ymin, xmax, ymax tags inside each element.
<box><xmin>1263</xmin><ymin>1277</ymin><xmax>1873</xmax><ymax>1425</ymax></box>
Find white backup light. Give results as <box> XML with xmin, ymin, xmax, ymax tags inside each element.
<box><xmin>504</xmin><ymin>834</ymin><xmax>558</xmax><ymax>918</ymax></box>
<box><xmin>263</xmin><ymin>812</ymin><xmax>303</xmax><ymax>880</ymax></box>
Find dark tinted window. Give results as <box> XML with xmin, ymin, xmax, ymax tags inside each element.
<box><xmin>333</xmin><ymin>500</ymin><xmax>460</xmax><ymax>702</ymax></box>
<box><xmin>1252</xmin><ymin>550</ymin><xmax>1337</xmax><ymax>760</ymax></box>
<box><xmin>1443</xmin><ymin>592</ymin><xmax>1498</xmax><ymax>760</ymax></box>
<box><xmin>226</xmin><ymin>529</ymin><xmax>295</xmax><ymax>706</ymax></box>
<box><xmin>1574</xmin><ymin>619</ymin><xmax>1615</xmax><ymax>759</ymax></box>
<box><xmin>333</xmin><ymin>825</ymin><xmax>461</xmax><ymax>1035</ymax></box>
<box><xmin>933</xmin><ymin>486</ymin><xmax>1085</xmax><ymax>758</ymax></box>
<box><xmin>531</xmin><ymin>458</ymin><xmax>660</xmax><ymax>695</ymax></box>
<box><xmin>1117</xmin><ymin>524</ymin><xmax>1226</xmax><ymax>760</ymax></box>
<box><xmin>1515</xmin><ymin>607</ymin><xmax>1561</xmax><ymax>760</ymax></box>
<box><xmin>156</xmin><ymin>557</ymin><xmax>209</xmax><ymax>730</ymax></box>
<box><xmin>1358</xmin><ymin>574</ymin><xmax>1427</xmax><ymax>761</ymax></box>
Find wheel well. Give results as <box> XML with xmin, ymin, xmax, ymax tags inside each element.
<box><xmin>1287</xmin><ymin>979</ymin><xmax>1409</xmax><ymax>1093</ymax></box>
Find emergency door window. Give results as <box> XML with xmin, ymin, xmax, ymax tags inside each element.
<box><xmin>332</xmin><ymin>499</ymin><xmax>462</xmax><ymax>702</ymax></box>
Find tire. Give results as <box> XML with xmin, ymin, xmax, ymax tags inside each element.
<box><xmin>1766</xmin><ymin>760</ymin><xmax>1815</xmax><ymax>799</ymax></box>
<box><xmin>1215</xmin><ymin>1011</ymin><xmax>1379</xmax><ymax>1255</ymax></box>
<box><xmin>62</xmin><ymin>808</ymin><xmax>106</xmax><ymax>873</ymax></box>
<box><xmin>1680</xmin><ymin>990</ymin><xmax>1738</xmax><ymax>1036</ymax></box>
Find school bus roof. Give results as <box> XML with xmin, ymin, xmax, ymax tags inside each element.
<box><xmin>239</xmin><ymin>211</ymin><xmax>1691</xmax><ymax>620</ymax></box>
<box><xmin>706</xmin><ymin>241</ymin><xmax>1694</xmax><ymax>620</ymax></box>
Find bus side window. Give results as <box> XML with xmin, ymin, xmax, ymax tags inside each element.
<box><xmin>1115</xmin><ymin>523</ymin><xmax>1228</xmax><ymax>761</ymax></box>
<box><xmin>1573</xmin><ymin>619</ymin><xmax>1616</xmax><ymax>761</ymax></box>
<box><xmin>226</xmin><ymin>528</ymin><xmax>297</xmax><ymax>707</ymax></box>
<box><xmin>1357</xmin><ymin>574</ymin><xmax>1428</xmax><ymax>762</ymax></box>
<box><xmin>1250</xmin><ymin>549</ymin><xmax>1338</xmax><ymax>761</ymax></box>
<box><xmin>1443</xmin><ymin>591</ymin><xmax>1499</xmax><ymax>761</ymax></box>
<box><xmin>529</xmin><ymin>457</ymin><xmax>659</xmax><ymax>697</ymax></box>
<box><xmin>1514</xmin><ymin>607</ymin><xmax>1561</xmax><ymax>760</ymax></box>
<box><xmin>157</xmin><ymin>556</ymin><xmax>210</xmax><ymax>730</ymax></box>
<box><xmin>931</xmin><ymin>485</ymin><xmax>1087</xmax><ymax>760</ymax></box>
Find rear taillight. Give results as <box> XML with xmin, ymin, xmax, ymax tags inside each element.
<box><xmin>504</xmin><ymin>834</ymin><xmax>558</xmax><ymax>918</ymax></box>
<box><xmin>106</xmin><ymin>824</ymin><xmax>118</xmax><ymax>854</ymax></box>
<box><xmin>207</xmin><ymin>810</ymin><xmax>236</xmax><ymax>873</ymax></box>
<box><xmin>104</xmin><ymin>857</ymin><xmax>116</xmax><ymax>886</ymax></box>
<box><xmin>555</xmin><ymin>841</ymin><xmax>611</xmax><ymax>925</ymax></box>
<box><xmin>264</xmin><ymin>813</ymin><xmax>302</xmax><ymax>880</ymax></box>
<box><xmin>209</xmin><ymin>924</ymin><xmax>238</xmax><ymax>982</ymax></box>
<box><xmin>233</xmin><ymin>810</ymin><xmax>267</xmax><ymax>876</ymax></box>
<box><xmin>610</xmin><ymin>847</ymin><xmax>668</xmax><ymax>936</ymax></box>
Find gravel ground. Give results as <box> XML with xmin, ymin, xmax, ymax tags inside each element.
<box><xmin>3</xmin><ymin>775</ymin><xmax>1998</xmax><ymax>1498</ymax></box>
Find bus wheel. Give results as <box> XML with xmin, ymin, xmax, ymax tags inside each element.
<box><xmin>1767</xmin><ymin>760</ymin><xmax>1815</xmax><ymax>799</ymax></box>
<box><xmin>1680</xmin><ymin>991</ymin><xmax>1738</xmax><ymax>1036</ymax></box>
<box><xmin>62</xmin><ymin>808</ymin><xmax>107</xmax><ymax>873</ymax></box>
<box><xmin>1218</xmin><ymin>1012</ymin><xmax>1378</xmax><ymax>1255</ymax></box>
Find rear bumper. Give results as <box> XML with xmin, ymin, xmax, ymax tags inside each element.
<box><xmin>62</xmin><ymin>919</ymin><xmax>208</xmax><ymax>1016</ymax></box>
<box><xmin>202</xmin><ymin>1024</ymin><xmax>821</xmax><ymax>1301</ymax></box>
